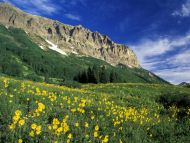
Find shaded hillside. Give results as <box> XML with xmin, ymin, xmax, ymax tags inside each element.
<box><xmin>0</xmin><ymin>25</ymin><xmax>167</xmax><ymax>84</ymax></box>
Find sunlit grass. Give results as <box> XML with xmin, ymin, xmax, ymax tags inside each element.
<box><xmin>0</xmin><ymin>76</ymin><xmax>190</xmax><ymax>143</ymax></box>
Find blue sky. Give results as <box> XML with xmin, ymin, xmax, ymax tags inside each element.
<box><xmin>1</xmin><ymin>0</ymin><xmax>190</xmax><ymax>84</ymax></box>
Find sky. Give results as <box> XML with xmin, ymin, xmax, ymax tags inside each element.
<box><xmin>1</xmin><ymin>0</ymin><xmax>190</xmax><ymax>84</ymax></box>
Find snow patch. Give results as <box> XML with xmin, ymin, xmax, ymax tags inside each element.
<box><xmin>72</xmin><ymin>51</ymin><xmax>78</xmax><ymax>55</ymax></box>
<box><xmin>45</xmin><ymin>40</ymin><xmax>67</xmax><ymax>56</ymax></box>
<box><xmin>39</xmin><ymin>45</ymin><xmax>45</xmax><ymax>50</ymax></box>
<box><xmin>25</xmin><ymin>31</ymin><xmax>29</xmax><ymax>34</ymax></box>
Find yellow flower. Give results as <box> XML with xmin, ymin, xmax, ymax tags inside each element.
<box><xmin>13</xmin><ymin>115</ymin><xmax>20</xmax><ymax>122</ymax></box>
<box><xmin>56</xmin><ymin>127</ymin><xmax>63</xmax><ymax>133</ymax></box>
<box><xmin>95</xmin><ymin>125</ymin><xmax>99</xmax><ymax>131</ymax></box>
<box><xmin>18</xmin><ymin>139</ymin><xmax>23</xmax><ymax>143</ymax></box>
<box><xmin>94</xmin><ymin>131</ymin><xmax>98</xmax><ymax>138</ymax></box>
<box><xmin>36</xmin><ymin>130</ymin><xmax>41</xmax><ymax>135</ymax></box>
<box><xmin>36</xmin><ymin>125</ymin><xmax>42</xmax><ymax>135</ymax></box>
<box><xmin>18</xmin><ymin>119</ymin><xmax>25</xmax><ymax>126</ymax></box>
<box><xmin>66</xmin><ymin>139</ymin><xmax>70</xmax><ymax>143</ymax></box>
<box><xmin>68</xmin><ymin>133</ymin><xmax>72</xmax><ymax>139</ymax></box>
<box><xmin>15</xmin><ymin>110</ymin><xmax>22</xmax><ymax>116</ymax></box>
<box><xmin>36</xmin><ymin>125</ymin><xmax>42</xmax><ymax>131</ymax></box>
<box><xmin>85</xmin><ymin>134</ymin><xmax>89</xmax><ymax>139</ymax></box>
<box><xmin>29</xmin><ymin>131</ymin><xmax>35</xmax><ymax>137</ymax></box>
<box><xmin>31</xmin><ymin>123</ymin><xmax>37</xmax><ymax>130</ymax></box>
<box><xmin>53</xmin><ymin>118</ymin><xmax>60</xmax><ymax>125</ymax></box>
<box><xmin>91</xmin><ymin>115</ymin><xmax>95</xmax><ymax>120</ymax></box>
<box><xmin>9</xmin><ymin>124</ymin><xmax>15</xmax><ymax>130</ymax></box>
<box><xmin>102</xmin><ymin>135</ymin><xmax>109</xmax><ymax>143</ymax></box>
<box><xmin>85</xmin><ymin>122</ymin><xmax>89</xmax><ymax>128</ymax></box>
<box><xmin>75</xmin><ymin>122</ymin><xmax>79</xmax><ymax>127</ymax></box>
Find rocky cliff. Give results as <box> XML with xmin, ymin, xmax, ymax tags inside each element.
<box><xmin>0</xmin><ymin>2</ymin><xmax>140</xmax><ymax>68</ymax></box>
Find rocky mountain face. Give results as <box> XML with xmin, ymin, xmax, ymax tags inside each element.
<box><xmin>0</xmin><ymin>2</ymin><xmax>140</xmax><ymax>68</ymax></box>
<box><xmin>179</xmin><ymin>82</ymin><xmax>190</xmax><ymax>87</ymax></box>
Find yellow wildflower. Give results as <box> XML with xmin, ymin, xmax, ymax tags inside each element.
<box><xmin>29</xmin><ymin>131</ymin><xmax>35</xmax><ymax>137</ymax></box>
<box><xmin>18</xmin><ymin>119</ymin><xmax>25</xmax><ymax>126</ymax></box>
<box><xmin>85</xmin><ymin>122</ymin><xmax>89</xmax><ymax>128</ymax></box>
<box><xmin>94</xmin><ymin>131</ymin><xmax>98</xmax><ymax>138</ymax></box>
<box><xmin>31</xmin><ymin>123</ymin><xmax>37</xmax><ymax>130</ymax></box>
<box><xmin>68</xmin><ymin>133</ymin><xmax>72</xmax><ymax>139</ymax></box>
<box><xmin>18</xmin><ymin>139</ymin><xmax>23</xmax><ymax>143</ymax></box>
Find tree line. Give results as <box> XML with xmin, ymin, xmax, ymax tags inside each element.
<box><xmin>74</xmin><ymin>65</ymin><xmax>120</xmax><ymax>84</ymax></box>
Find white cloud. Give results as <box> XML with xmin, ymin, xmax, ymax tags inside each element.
<box><xmin>172</xmin><ymin>0</ymin><xmax>190</xmax><ymax>17</ymax></box>
<box><xmin>2</xmin><ymin>0</ymin><xmax>84</xmax><ymax>20</ymax></box>
<box><xmin>156</xmin><ymin>67</ymin><xmax>190</xmax><ymax>84</ymax></box>
<box><xmin>2</xmin><ymin>0</ymin><xmax>59</xmax><ymax>15</ymax></box>
<box><xmin>65</xmin><ymin>14</ymin><xmax>81</xmax><ymax>21</ymax></box>
<box><xmin>130</xmin><ymin>33</ymin><xmax>190</xmax><ymax>84</ymax></box>
<box><xmin>130</xmin><ymin>34</ymin><xmax>190</xmax><ymax>66</ymax></box>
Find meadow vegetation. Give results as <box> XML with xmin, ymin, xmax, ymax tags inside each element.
<box><xmin>0</xmin><ymin>76</ymin><xmax>190</xmax><ymax>143</ymax></box>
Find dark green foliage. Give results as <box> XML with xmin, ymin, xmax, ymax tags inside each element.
<box><xmin>99</xmin><ymin>65</ymin><xmax>110</xmax><ymax>83</ymax></box>
<box><xmin>110</xmin><ymin>70</ymin><xmax>119</xmax><ymax>83</ymax></box>
<box><xmin>158</xmin><ymin>92</ymin><xmax>190</xmax><ymax>119</ymax></box>
<box><xmin>0</xmin><ymin>24</ymin><xmax>168</xmax><ymax>84</ymax></box>
<box><xmin>74</xmin><ymin>65</ymin><xmax>113</xmax><ymax>84</ymax></box>
<box><xmin>60</xmin><ymin>80</ymin><xmax>81</xmax><ymax>88</ymax></box>
<box><xmin>25</xmin><ymin>73</ymin><xmax>44</xmax><ymax>82</ymax></box>
<box><xmin>158</xmin><ymin>93</ymin><xmax>190</xmax><ymax>108</ymax></box>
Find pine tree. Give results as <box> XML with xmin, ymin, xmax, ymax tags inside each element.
<box><xmin>110</xmin><ymin>70</ymin><xmax>118</xmax><ymax>83</ymax></box>
<box><xmin>92</xmin><ymin>65</ymin><xmax>100</xmax><ymax>83</ymax></box>
<box><xmin>100</xmin><ymin>66</ymin><xmax>110</xmax><ymax>83</ymax></box>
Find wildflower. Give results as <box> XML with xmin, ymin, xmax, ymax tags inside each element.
<box><xmin>18</xmin><ymin>139</ymin><xmax>23</xmax><ymax>143</ymax></box>
<box><xmin>85</xmin><ymin>134</ymin><xmax>89</xmax><ymax>139</ymax></box>
<box><xmin>36</xmin><ymin>125</ymin><xmax>42</xmax><ymax>135</ymax></box>
<box><xmin>75</xmin><ymin>122</ymin><xmax>79</xmax><ymax>127</ymax></box>
<box><xmin>85</xmin><ymin>122</ymin><xmax>89</xmax><ymax>128</ymax></box>
<box><xmin>95</xmin><ymin>125</ymin><xmax>99</xmax><ymax>131</ymax></box>
<box><xmin>15</xmin><ymin>110</ymin><xmax>22</xmax><ymax>116</ymax></box>
<box><xmin>102</xmin><ymin>135</ymin><xmax>109</xmax><ymax>143</ymax></box>
<box><xmin>31</xmin><ymin>123</ymin><xmax>37</xmax><ymax>130</ymax></box>
<box><xmin>68</xmin><ymin>133</ymin><xmax>72</xmax><ymax>139</ymax></box>
<box><xmin>18</xmin><ymin>119</ymin><xmax>25</xmax><ymax>126</ymax></box>
<box><xmin>29</xmin><ymin>131</ymin><xmax>35</xmax><ymax>137</ymax></box>
<box><xmin>94</xmin><ymin>131</ymin><xmax>98</xmax><ymax>138</ymax></box>
<box><xmin>9</xmin><ymin>124</ymin><xmax>15</xmax><ymax>130</ymax></box>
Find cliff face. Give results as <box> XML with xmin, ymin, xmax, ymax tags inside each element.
<box><xmin>0</xmin><ymin>2</ymin><xmax>140</xmax><ymax>68</ymax></box>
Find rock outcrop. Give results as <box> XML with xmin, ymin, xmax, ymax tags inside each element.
<box><xmin>0</xmin><ymin>2</ymin><xmax>140</xmax><ymax>68</ymax></box>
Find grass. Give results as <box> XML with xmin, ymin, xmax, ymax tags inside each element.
<box><xmin>0</xmin><ymin>76</ymin><xmax>190</xmax><ymax>143</ymax></box>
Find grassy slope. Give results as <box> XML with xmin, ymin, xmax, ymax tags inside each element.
<box><xmin>0</xmin><ymin>76</ymin><xmax>190</xmax><ymax>143</ymax></box>
<box><xmin>0</xmin><ymin>24</ymin><xmax>167</xmax><ymax>84</ymax></box>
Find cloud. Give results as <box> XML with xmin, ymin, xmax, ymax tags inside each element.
<box><xmin>2</xmin><ymin>0</ymin><xmax>84</xmax><ymax>20</ymax></box>
<box><xmin>2</xmin><ymin>0</ymin><xmax>59</xmax><ymax>15</ymax></box>
<box><xmin>64</xmin><ymin>13</ymin><xmax>81</xmax><ymax>21</ymax></box>
<box><xmin>130</xmin><ymin>33</ymin><xmax>190</xmax><ymax>84</ymax></box>
<box><xmin>172</xmin><ymin>0</ymin><xmax>190</xmax><ymax>17</ymax></box>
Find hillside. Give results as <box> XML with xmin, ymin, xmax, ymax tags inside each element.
<box><xmin>0</xmin><ymin>2</ymin><xmax>139</xmax><ymax>68</ymax></box>
<box><xmin>0</xmin><ymin>76</ymin><xmax>190</xmax><ymax>143</ymax></box>
<box><xmin>0</xmin><ymin>24</ymin><xmax>167</xmax><ymax>84</ymax></box>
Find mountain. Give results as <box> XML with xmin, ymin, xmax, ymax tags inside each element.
<box><xmin>0</xmin><ymin>2</ymin><xmax>139</xmax><ymax>68</ymax></box>
<box><xmin>0</xmin><ymin>2</ymin><xmax>167</xmax><ymax>84</ymax></box>
<box><xmin>179</xmin><ymin>82</ymin><xmax>190</xmax><ymax>87</ymax></box>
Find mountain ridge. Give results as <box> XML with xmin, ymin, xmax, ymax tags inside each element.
<box><xmin>0</xmin><ymin>2</ymin><xmax>140</xmax><ymax>68</ymax></box>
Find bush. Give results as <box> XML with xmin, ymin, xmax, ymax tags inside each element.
<box><xmin>158</xmin><ymin>93</ymin><xmax>190</xmax><ymax>109</ymax></box>
<box><xmin>60</xmin><ymin>80</ymin><xmax>81</xmax><ymax>88</ymax></box>
<box><xmin>158</xmin><ymin>92</ymin><xmax>190</xmax><ymax>119</ymax></box>
<box><xmin>25</xmin><ymin>73</ymin><xmax>44</xmax><ymax>82</ymax></box>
